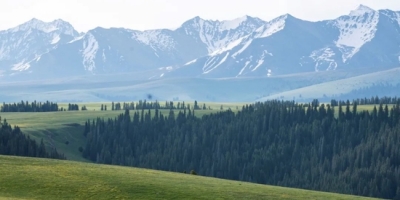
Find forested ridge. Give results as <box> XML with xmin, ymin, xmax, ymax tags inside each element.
<box><xmin>0</xmin><ymin>118</ymin><xmax>65</xmax><ymax>159</ymax></box>
<box><xmin>82</xmin><ymin>100</ymin><xmax>400</xmax><ymax>199</ymax></box>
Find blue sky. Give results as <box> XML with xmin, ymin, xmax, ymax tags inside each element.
<box><xmin>1</xmin><ymin>0</ymin><xmax>399</xmax><ymax>32</ymax></box>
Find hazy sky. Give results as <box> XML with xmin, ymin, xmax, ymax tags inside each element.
<box><xmin>1</xmin><ymin>0</ymin><xmax>399</xmax><ymax>32</ymax></box>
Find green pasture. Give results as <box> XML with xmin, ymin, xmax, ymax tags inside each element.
<box><xmin>0</xmin><ymin>155</ymin><xmax>377</xmax><ymax>200</ymax></box>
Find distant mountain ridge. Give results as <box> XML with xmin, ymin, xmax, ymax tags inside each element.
<box><xmin>0</xmin><ymin>4</ymin><xmax>399</xmax><ymax>81</ymax></box>
<box><xmin>0</xmin><ymin>5</ymin><xmax>399</xmax><ymax>103</ymax></box>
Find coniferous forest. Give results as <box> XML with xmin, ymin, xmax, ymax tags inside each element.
<box><xmin>0</xmin><ymin>119</ymin><xmax>65</xmax><ymax>159</ymax></box>
<box><xmin>1</xmin><ymin>101</ymin><xmax>60</xmax><ymax>112</ymax></box>
<box><xmin>82</xmin><ymin>100</ymin><xmax>400</xmax><ymax>199</ymax></box>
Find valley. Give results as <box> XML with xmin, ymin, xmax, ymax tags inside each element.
<box><xmin>0</xmin><ymin>67</ymin><xmax>399</xmax><ymax>103</ymax></box>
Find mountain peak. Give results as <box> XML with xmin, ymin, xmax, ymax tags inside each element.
<box><xmin>219</xmin><ymin>16</ymin><xmax>251</xmax><ymax>30</ymax></box>
<box><xmin>28</xmin><ymin>18</ymin><xmax>42</xmax><ymax>23</ymax></box>
<box><xmin>21</xmin><ymin>18</ymin><xmax>46</xmax><ymax>28</ymax></box>
<box><xmin>254</xmin><ymin>14</ymin><xmax>288</xmax><ymax>38</ymax></box>
<box><xmin>350</xmin><ymin>4</ymin><xmax>376</xmax><ymax>16</ymax></box>
<box><xmin>357</xmin><ymin>4</ymin><xmax>374</xmax><ymax>11</ymax></box>
<box><xmin>6</xmin><ymin>18</ymin><xmax>78</xmax><ymax>36</ymax></box>
<box><xmin>10</xmin><ymin>18</ymin><xmax>57</xmax><ymax>33</ymax></box>
<box><xmin>180</xmin><ymin>15</ymin><xmax>264</xmax><ymax>32</ymax></box>
<box><xmin>51</xmin><ymin>18</ymin><xmax>69</xmax><ymax>24</ymax></box>
<box><xmin>187</xmin><ymin>16</ymin><xmax>203</xmax><ymax>22</ymax></box>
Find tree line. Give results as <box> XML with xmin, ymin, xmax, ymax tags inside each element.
<box><xmin>0</xmin><ymin>101</ymin><xmax>83</xmax><ymax>112</ymax></box>
<box><xmin>81</xmin><ymin>99</ymin><xmax>400</xmax><ymax>199</ymax></box>
<box><xmin>0</xmin><ymin>118</ymin><xmax>65</xmax><ymax>159</ymax></box>
<box><xmin>1</xmin><ymin>101</ymin><xmax>60</xmax><ymax>112</ymax></box>
<box><xmin>331</xmin><ymin>96</ymin><xmax>400</xmax><ymax>106</ymax></box>
<box><xmin>108</xmin><ymin>100</ymin><xmax>211</xmax><ymax>111</ymax></box>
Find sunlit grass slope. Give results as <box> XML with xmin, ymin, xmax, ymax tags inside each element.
<box><xmin>0</xmin><ymin>155</ymin><xmax>377</xmax><ymax>200</ymax></box>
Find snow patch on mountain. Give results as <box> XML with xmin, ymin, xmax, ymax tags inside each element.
<box><xmin>252</xmin><ymin>59</ymin><xmax>264</xmax><ymax>72</ymax></box>
<box><xmin>82</xmin><ymin>33</ymin><xmax>99</xmax><ymax>71</ymax></box>
<box><xmin>333</xmin><ymin>5</ymin><xmax>379</xmax><ymax>62</ymax></box>
<box><xmin>232</xmin><ymin>38</ymin><xmax>252</xmax><ymax>58</ymax></box>
<box><xmin>8</xmin><ymin>18</ymin><xmax>58</xmax><ymax>33</ymax></box>
<box><xmin>310</xmin><ymin>47</ymin><xmax>337</xmax><ymax>71</ymax></box>
<box><xmin>132</xmin><ymin>30</ymin><xmax>176</xmax><ymax>51</ymax></box>
<box><xmin>267</xmin><ymin>69</ymin><xmax>272</xmax><ymax>77</ymax></box>
<box><xmin>251</xmin><ymin>50</ymin><xmax>271</xmax><ymax>71</ymax></box>
<box><xmin>198</xmin><ymin>20</ymin><xmax>215</xmax><ymax>49</ymax></box>
<box><xmin>68</xmin><ymin>35</ymin><xmax>85</xmax><ymax>43</ymax></box>
<box><xmin>350</xmin><ymin>4</ymin><xmax>375</xmax><ymax>16</ymax></box>
<box><xmin>183</xmin><ymin>16</ymin><xmax>263</xmax><ymax>55</ymax></box>
<box><xmin>184</xmin><ymin>59</ymin><xmax>197</xmax><ymax>65</ymax></box>
<box><xmin>237</xmin><ymin>61</ymin><xmax>251</xmax><ymax>77</ymax></box>
<box><xmin>219</xmin><ymin>16</ymin><xmax>248</xmax><ymax>31</ymax></box>
<box><xmin>6</xmin><ymin>18</ymin><xmax>77</xmax><ymax>37</ymax></box>
<box><xmin>210</xmin><ymin>37</ymin><xmax>244</xmax><ymax>56</ymax></box>
<box><xmin>11</xmin><ymin>60</ymin><xmax>30</xmax><ymax>71</ymax></box>
<box><xmin>256</xmin><ymin>15</ymin><xmax>287</xmax><ymax>38</ymax></box>
<box><xmin>11</xmin><ymin>52</ymin><xmax>47</xmax><ymax>71</ymax></box>
<box><xmin>102</xmin><ymin>49</ymin><xmax>106</xmax><ymax>62</ymax></box>
<box><xmin>51</xmin><ymin>34</ymin><xmax>60</xmax><ymax>44</ymax></box>
<box><xmin>227</xmin><ymin>15</ymin><xmax>286</xmax><ymax>60</ymax></box>
<box><xmin>203</xmin><ymin>52</ymin><xmax>229</xmax><ymax>74</ymax></box>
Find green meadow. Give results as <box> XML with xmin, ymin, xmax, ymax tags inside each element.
<box><xmin>0</xmin><ymin>155</ymin><xmax>378</xmax><ymax>200</ymax></box>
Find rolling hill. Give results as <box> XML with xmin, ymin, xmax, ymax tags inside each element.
<box><xmin>0</xmin><ymin>155</ymin><xmax>378</xmax><ymax>200</ymax></box>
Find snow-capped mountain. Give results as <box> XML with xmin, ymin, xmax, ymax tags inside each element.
<box><xmin>0</xmin><ymin>18</ymin><xmax>80</xmax><ymax>75</ymax></box>
<box><xmin>172</xmin><ymin>5</ymin><xmax>400</xmax><ymax>78</ymax></box>
<box><xmin>1</xmin><ymin>5</ymin><xmax>400</xmax><ymax>80</ymax></box>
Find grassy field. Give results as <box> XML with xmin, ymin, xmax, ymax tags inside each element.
<box><xmin>0</xmin><ymin>102</ymin><xmax>247</xmax><ymax>161</ymax></box>
<box><xmin>0</xmin><ymin>155</ymin><xmax>378</xmax><ymax>200</ymax></box>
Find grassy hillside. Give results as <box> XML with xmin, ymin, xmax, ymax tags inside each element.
<box><xmin>0</xmin><ymin>155</ymin><xmax>378</xmax><ymax>200</ymax></box>
<box><xmin>0</xmin><ymin>102</ymin><xmax>246</xmax><ymax>161</ymax></box>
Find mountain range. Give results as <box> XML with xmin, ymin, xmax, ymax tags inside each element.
<box><xmin>0</xmin><ymin>5</ymin><xmax>399</xmax><ymax>102</ymax></box>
